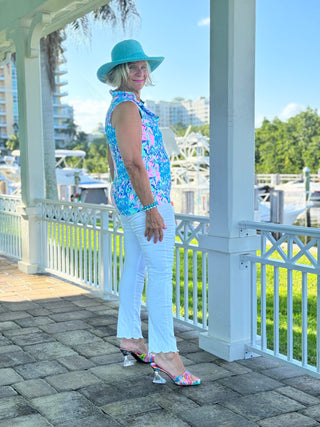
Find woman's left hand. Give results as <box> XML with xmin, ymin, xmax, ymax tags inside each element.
<box><xmin>144</xmin><ymin>208</ymin><xmax>167</xmax><ymax>243</ymax></box>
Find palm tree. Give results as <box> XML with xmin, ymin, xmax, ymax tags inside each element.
<box><xmin>6</xmin><ymin>133</ymin><xmax>19</xmax><ymax>152</ymax></box>
<box><xmin>41</xmin><ymin>0</ymin><xmax>139</xmax><ymax>200</ymax></box>
<box><xmin>41</xmin><ymin>32</ymin><xmax>64</xmax><ymax>200</ymax></box>
<box><xmin>63</xmin><ymin>117</ymin><xmax>78</xmax><ymax>142</ymax></box>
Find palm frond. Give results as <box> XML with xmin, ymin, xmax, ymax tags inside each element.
<box><xmin>93</xmin><ymin>0</ymin><xmax>140</xmax><ymax>30</ymax></box>
<box><xmin>92</xmin><ymin>4</ymin><xmax>117</xmax><ymax>26</ymax></box>
<box><xmin>69</xmin><ymin>15</ymin><xmax>91</xmax><ymax>38</ymax></box>
<box><xmin>116</xmin><ymin>0</ymin><xmax>140</xmax><ymax>30</ymax></box>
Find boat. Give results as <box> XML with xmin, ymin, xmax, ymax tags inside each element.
<box><xmin>169</xmin><ymin>128</ymin><xmax>210</xmax><ymax>216</ymax></box>
<box><xmin>0</xmin><ymin>155</ymin><xmax>21</xmax><ymax>195</ymax></box>
<box><xmin>0</xmin><ymin>149</ymin><xmax>109</xmax><ymax>204</ymax></box>
<box><xmin>254</xmin><ymin>200</ymin><xmax>308</xmax><ymax>225</ymax></box>
<box><xmin>54</xmin><ymin>149</ymin><xmax>109</xmax><ymax>203</ymax></box>
<box><xmin>254</xmin><ymin>184</ymin><xmax>309</xmax><ymax>225</ymax></box>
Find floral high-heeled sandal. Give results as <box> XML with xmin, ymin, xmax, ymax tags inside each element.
<box><xmin>151</xmin><ymin>362</ymin><xmax>201</xmax><ymax>386</ymax></box>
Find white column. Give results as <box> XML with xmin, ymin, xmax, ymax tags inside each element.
<box><xmin>199</xmin><ymin>0</ymin><xmax>259</xmax><ymax>361</ymax></box>
<box><xmin>8</xmin><ymin>16</ymin><xmax>47</xmax><ymax>273</ymax></box>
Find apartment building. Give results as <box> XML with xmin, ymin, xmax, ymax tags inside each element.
<box><xmin>144</xmin><ymin>96</ymin><xmax>209</xmax><ymax>127</ymax></box>
<box><xmin>0</xmin><ymin>58</ymin><xmax>73</xmax><ymax>150</ymax></box>
<box><xmin>53</xmin><ymin>60</ymin><xmax>74</xmax><ymax>147</ymax></box>
<box><xmin>0</xmin><ymin>61</ymin><xmax>16</xmax><ymax>147</ymax></box>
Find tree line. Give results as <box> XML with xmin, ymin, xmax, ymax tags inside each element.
<box><xmin>5</xmin><ymin>107</ymin><xmax>320</xmax><ymax>175</ymax></box>
<box><xmin>255</xmin><ymin>107</ymin><xmax>320</xmax><ymax>174</ymax></box>
<box><xmin>64</xmin><ymin>126</ymin><xmax>109</xmax><ymax>174</ymax></box>
<box><xmin>175</xmin><ymin>108</ymin><xmax>320</xmax><ymax>175</ymax></box>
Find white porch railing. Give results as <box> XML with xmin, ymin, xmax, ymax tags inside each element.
<box><xmin>3</xmin><ymin>195</ymin><xmax>320</xmax><ymax>375</ymax></box>
<box><xmin>240</xmin><ymin>220</ymin><xmax>320</xmax><ymax>376</ymax></box>
<box><xmin>174</xmin><ymin>213</ymin><xmax>209</xmax><ymax>328</ymax></box>
<box><xmin>36</xmin><ymin>199</ymin><xmax>209</xmax><ymax>330</ymax></box>
<box><xmin>0</xmin><ymin>195</ymin><xmax>22</xmax><ymax>259</ymax></box>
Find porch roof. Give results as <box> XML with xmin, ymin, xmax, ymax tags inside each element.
<box><xmin>0</xmin><ymin>0</ymin><xmax>108</xmax><ymax>60</ymax></box>
<box><xmin>1</xmin><ymin>254</ymin><xmax>320</xmax><ymax>425</ymax></box>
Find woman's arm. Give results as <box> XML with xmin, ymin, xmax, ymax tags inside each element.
<box><xmin>112</xmin><ymin>101</ymin><xmax>166</xmax><ymax>243</ymax></box>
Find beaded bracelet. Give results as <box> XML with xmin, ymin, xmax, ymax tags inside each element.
<box><xmin>142</xmin><ymin>201</ymin><xmax>158</xmax><ymax>212</ymax></box>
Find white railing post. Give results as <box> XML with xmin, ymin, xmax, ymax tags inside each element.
<box><xmin>199</xmin><ymin>0</ymin><xmax>258</xmax><ymax>361</ymax></box>
<box><xmin>37</xmin><ymin>201</ymin><xmax>48</xmax><ymax>269</ymax></box>
<box><xmin>17</xmin><ymin>205</ymin><xmax>43</xmax><ymax>274</ymax></box>
<box><xmin>99</xmin><ymin>209</ymin><xmax>111</xmax><ymax>297</ymax></box>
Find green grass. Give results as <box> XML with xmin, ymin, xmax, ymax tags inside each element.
<box><xmin>256</xmin><ymin>246</ymin><xmax>318</xmax><ymax>366</ymax></box>
<box><xmin>172</xmin><ymin>247</ymin><xmax>208</xmax><ymax>325</ymax></box>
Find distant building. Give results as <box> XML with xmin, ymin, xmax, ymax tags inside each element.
<box><xmin>0</xmin><ymin>57</ymin><xmax>73</xmax><ymax>150</ymax></box>
<box><xmin>0</xmin><ymin>61</ymin><xmax>16</xmax><ymax>147</ymax></box>
<box><xmin>53</xmin><ymin>58</ymin><xmax>74</xmax><ymax>147</ymax></box>
<box><xmin>144</xmin><ymin>97</ymin><xmax>209</xmax><ymax>127</ymax></box>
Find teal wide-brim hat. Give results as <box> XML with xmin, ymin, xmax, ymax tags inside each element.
<box><xmin>97</xmin><ymin>39</ymin><xmax>164</xmax><ymax>83</ymax></box>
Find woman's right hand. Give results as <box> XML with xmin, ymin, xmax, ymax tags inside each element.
<box><xmin>144</xmin><ymin>208</ymin><xmax>167</xmax><ymax>243</ymax></box>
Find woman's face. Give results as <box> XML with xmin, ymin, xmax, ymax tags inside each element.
<box><xmin>120</xmin><ymin>61</ymin><xmax>148</xmax><ymax>97</ymax></box>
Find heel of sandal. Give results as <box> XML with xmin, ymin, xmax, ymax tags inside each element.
<box><xmin>120</xmin><ymin>349</ymin><xmax>135</xmax><ymax>367</ymax></box>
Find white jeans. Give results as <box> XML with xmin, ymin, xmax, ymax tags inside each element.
<box><xmin>117</xmin><ymin>202</ymin><xmax>178</xmax><ymax>353</ymax></box>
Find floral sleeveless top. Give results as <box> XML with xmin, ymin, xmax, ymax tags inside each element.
<box><xmin>105</xmin><ymin>90</ymin><xmax>171</xmax><ymax>215</ymax></box>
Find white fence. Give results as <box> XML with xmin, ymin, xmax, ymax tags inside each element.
<box><xmin>3</xmin><ymin>195</ymin><xmax>320</xmax><ymax>375</ymax></box>
<box><xmin>174</xmin><ymin>213</ymin><xmax>209</xmax><ymax>328</ymax></box>
<box><xmin>0</xmin><ymin>195</ymin><xmax>21</xmax><ymax>259</ymax></box>
<box><xmin>256</xmin><ymin>173</ymin><xmax>318</xmax><ymax>186</ymax></box>
<box><xmin>36</xmin><ymin>199</ymin><xmax>209</xmax><ymax>330</ymax></box>
<box><xmin>240</xmin><ymin>220</ymin><xmax>320</xmax><ymax>376</ymax></box>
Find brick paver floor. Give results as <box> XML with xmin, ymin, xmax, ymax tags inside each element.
<box><xmin>0</xmin><ymin>255</ymin><xmax>320</xmax><ymax>426</ymax></box>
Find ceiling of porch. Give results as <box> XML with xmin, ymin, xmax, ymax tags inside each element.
<box><xmin>0</xmin><ymin>0</ymin><xmax>109</xmax><ymax>60</ymax></box>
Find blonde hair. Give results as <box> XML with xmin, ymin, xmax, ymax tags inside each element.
<box><xmin>104</xmin><ymin>62</ymin><xmax>154</xmax><ymax>88</ymax></box>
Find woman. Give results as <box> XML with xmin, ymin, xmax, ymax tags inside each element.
<box><xmin>97</xmin><ymin>39</ymin><xmax>200</xmax><ymax>386</ymax></box>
